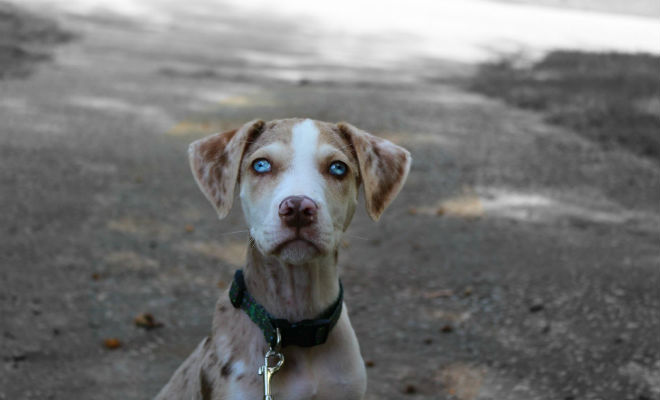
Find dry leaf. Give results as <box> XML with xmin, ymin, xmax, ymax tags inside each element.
<box><xmin>423</xmin><ymin>289</ymin><xmax>454</xmax><ymax>299</ymax></box>
<box><xmin>103</xmin><ymin>338</ymin><xmax>121</xmax><ymax>349</ymax></box>
<box><xmin>134</xmin><ymin>313</ymin><xmax>163</xmax><ymax>330</ymax></box>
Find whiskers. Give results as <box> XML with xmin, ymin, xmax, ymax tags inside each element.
<box><xmin>343</xmin><ymin>233</ymin><xmax>368</xmax><ymax>241</ymax></box>
<box><xmin>220</xmin><ymin>229</ymin><xmax>250</xmax><ymax>236</ymax></box>
<box><xmin>218</xmin><ymin>229</ymin><xmax>257</xmax><ymax>248</ymax></box>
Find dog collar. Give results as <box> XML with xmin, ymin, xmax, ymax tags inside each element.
<box><xmin>229</xmin><ymin>269</ymin><xmax>343</xmax><ymax>348</ymax></box>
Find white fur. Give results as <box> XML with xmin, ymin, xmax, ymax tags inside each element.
<box><xmin>275</xmin><ymin>119</ymin><xmax>323</xmax><ymax>205</ymax></box>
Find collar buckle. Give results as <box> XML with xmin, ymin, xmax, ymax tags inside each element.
<box><xmin>273</xmin><ymin>318</ymin><xmax>332</xmax><ymax>347</ymax></box>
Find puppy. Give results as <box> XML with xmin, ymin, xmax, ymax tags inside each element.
<box><xmin>156</xmin><ymin>118</ymin><xmax>411</xmax><ymax>400</ymax></box>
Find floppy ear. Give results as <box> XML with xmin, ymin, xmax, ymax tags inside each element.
<box><xmin>337</xmin><ymin>122</ymin><xmax>412</xmax><ymax>221</ymax></box>
<box><xmin>188</xmin><ymin>119</ymin><xmax>265</xmax><ymax>219</ymax></box>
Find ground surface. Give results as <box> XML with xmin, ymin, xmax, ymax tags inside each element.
<box><xmin>1</xmin><ymin>1</ymin><xmax>659</xmax><ymax>400</ymax></box>
<box><xmin>469</xmin><ymin>51</ymin><xmax>660</xmax><ymax>161</ymax></box>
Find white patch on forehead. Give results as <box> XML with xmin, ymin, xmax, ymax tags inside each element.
<box><xmin>274</xmin><ymin>119</ymin><xmax>322</xmax><ymax>201</ymax></box>
<box><xmin>290</xmin><ymin>119</ymin><xmax>320</xmax><ymax>181</ymax></box>
<box><xmin>291</xmin><ymin>119</ymin><xmax>319</xmax><ymax>158</ymax></box>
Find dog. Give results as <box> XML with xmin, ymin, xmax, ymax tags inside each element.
<box><xmin>156</xmin><ymin>118</ymin><xmax>411</xmax><ymax>399</ymax></box>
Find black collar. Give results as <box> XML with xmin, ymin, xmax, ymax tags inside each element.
<box><xmin>229</xmin><ymin>269</ymin><xmax>343</xmax><ymax>348</ymax></box>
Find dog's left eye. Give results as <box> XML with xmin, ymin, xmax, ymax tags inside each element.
<box><xmin>328</xmin><ymin>161</ymin><xmax>347</xmax><ymax>177</ymax></box>
<box><xmin>252</xmin><ymin>159</ymin><xmax>272</xmax><ymax>173</ymax></box>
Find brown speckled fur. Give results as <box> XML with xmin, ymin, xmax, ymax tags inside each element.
<box><xmin>156</xmin><ymin>119</ymin><xmax>411</xmax><ymax>400</ymax></box>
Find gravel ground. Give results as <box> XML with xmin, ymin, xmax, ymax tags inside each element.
<box><xmin>1</xmin><ymin>2</ymin><xmax>659</xmax><ymax>400</ymax></box>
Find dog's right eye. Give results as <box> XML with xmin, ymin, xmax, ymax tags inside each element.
<box><xmin>252</xmin><ymin>159</ymin><xmax>272</xmax><ymax>173</ymax></box>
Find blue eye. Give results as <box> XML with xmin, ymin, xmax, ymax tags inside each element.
<box><xmin>252</xmin><ymin>159</ymin><xmax>272</xmax><ymax>173</ymax></box>
<box><xmin>328</xmin><ymin>161</ymin><xmax>347</xmax><ymax>177</ymax></box>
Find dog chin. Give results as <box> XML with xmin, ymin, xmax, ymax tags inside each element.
<box><xmin>274</xmin><ymin>239</ymin><xmax>323</xmax><ymax>265</ymax></box>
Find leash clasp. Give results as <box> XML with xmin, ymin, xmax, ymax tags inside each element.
<box><xmin>258</xmin><ymin>328</ymin><xmax>285</xmax><ymax>400</ymax></box>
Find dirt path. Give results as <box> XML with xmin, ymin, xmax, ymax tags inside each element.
<box><xmin>1</xmin><ymin>2</ymin><xmax>659</xmax><ymax>400</ymax></box>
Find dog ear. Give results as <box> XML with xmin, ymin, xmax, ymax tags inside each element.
<box><xmin>337</xmin><ymin>122</ymin><xmax>411</xmax><ymax>221</ymax></box>
<box><xmin>188</xmin><ymin>119</ymin><xmax>265</xmax><ymax>219</ymax></box>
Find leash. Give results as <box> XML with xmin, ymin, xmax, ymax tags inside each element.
<box><xmin>229</xmin><ymin>269</ymin><xmax>343</xmax><ymax>399</ymax></box>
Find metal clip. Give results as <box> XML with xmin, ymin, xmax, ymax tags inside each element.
<box><xmin>258</xmin><ymin>328</ymin><xmax>285</xmax><ymax>400</ymax></box>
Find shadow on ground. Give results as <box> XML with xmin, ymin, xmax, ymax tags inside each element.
<box><xmin>0</xmin><ymin>1</ymin><xmax>74</xmax><ymax>78</ymax></box>
<box><xmin>468</xmin><ymin>51</ymin><xmax>660</xmax><ymax>162</ymax></box>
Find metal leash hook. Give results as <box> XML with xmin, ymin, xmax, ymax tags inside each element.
<box><xmin>258</xmin><ymin>328</ymin><xmax>285</xmax><ymax>400</ymax></box>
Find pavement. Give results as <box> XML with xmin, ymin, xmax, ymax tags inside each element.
<box><xmin>1</xmin><ymin>1</ymin><xmax>659</xmax><ymax>399</ymax></box>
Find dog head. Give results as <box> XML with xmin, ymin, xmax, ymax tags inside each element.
<box><xmin>189</xmin><ymin>118</ymin><xmax>411</xmax><ymax>264</ymax></box>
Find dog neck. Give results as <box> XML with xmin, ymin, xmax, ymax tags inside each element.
<box><xmin>242</xmin><ymin>242</ymin><xmax>340</xmax><ymax>322</ymax></box>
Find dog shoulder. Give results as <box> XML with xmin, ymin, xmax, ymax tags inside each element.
<box><xmin>154</xmin><ymin>336</ymin><xmax>226</xmax><ymax>400</ymax></box>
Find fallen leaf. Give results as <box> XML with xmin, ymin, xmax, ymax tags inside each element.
<box><xmin>423</xmin><ymin>289</ymin><xmax>454</xmax><ymax>299</ymax></box>
<box><xmin>185</xmin><ymin>224</ymin><xmax>195</xmax><ymax>233</ymax></box>
<box><xmin>134</xmin><ymin>313</ymin><xmax>164</xmax><ymax>330</ymax></box>
<box><xmin>103</xmin><ymin>338</ymin><xmax>121</xmax><ymax>349</ymax></box>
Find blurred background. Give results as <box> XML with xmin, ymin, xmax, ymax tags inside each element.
<box><xmin>1</xmin><ymin>0</ymin><xmax>659</xmax><ymax>399</ymax></box>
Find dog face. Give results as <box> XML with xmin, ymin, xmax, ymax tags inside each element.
<box><xmin>189</xmin><ymin>118</ymin><xmax>411</xmax><ymax>264</ymax></box>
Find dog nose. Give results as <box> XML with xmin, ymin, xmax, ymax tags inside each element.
<box><xmin>278</xmin><ymin>195</ymin><xmax>318</xmax><ymax>228</ymax></box>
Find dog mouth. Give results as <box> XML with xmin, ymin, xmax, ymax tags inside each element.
<box><xmin>273</xmin><ymin>237</ymin><xmax>321</xmax><ymax>254</ymax></box>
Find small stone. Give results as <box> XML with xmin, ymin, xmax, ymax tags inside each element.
<box><xmin>403</xmin><ymin>384</ymin><xmax>417</xmax><ymax>394</ymax></box>
<box><xmin>365</xmin><ymin>360</ymin><xmax>375</xmax><ymax>368</ymax></box>
<box><xmin>423</xmin><ymin>338</ymin><xmax>433</xmax><ymax>345</ymax></box>
<box><xmin>529</xmin><ymin>303</ymin><xmax>544</xmax><ymax>313</ymax></box>
<box><xmin>408</xmin><ymin>207</ymin><xmax>418</xmax><ymax>215</ymax></box>
<box><xmin>441</xmin><ymin>324</ymin><xmax>453</xmax><ymax>333</ymax></box>
<box><xmin>103</xmin><ymin>338</ymin><xmax>121</xmax><ymax>349</ymax></box>
<box><xmin>185</xmin><ymin>224</ymin><xmax>195</xmax><ymax>233</ymax></box>
<box><xmin>463</xmin><ymin>286</ymin><xmax>474</xmax><ymax>296</ymax></box>
<box><xmin>91</xmin><ymin>273</ymin><xmax>100</xmax><ymax>281</ymax></box>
